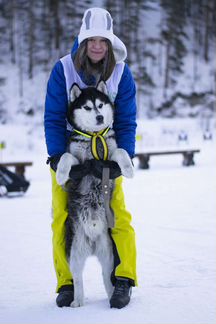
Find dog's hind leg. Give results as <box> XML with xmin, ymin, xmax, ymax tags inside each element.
<box><xmin>70</xmin><ymin>242</ymin><xmax>87</xmax><ymax>307</ymax></box>
<box><xmin>96</xmin><ymin>236</ymin><xmax>114</xmax><ymax>299</ymax></box>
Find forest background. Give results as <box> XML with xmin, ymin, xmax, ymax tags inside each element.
<box><xmin>0</xmin><ymin>0</ymin><xmax>215</xmax><ymax>125</ymax></box>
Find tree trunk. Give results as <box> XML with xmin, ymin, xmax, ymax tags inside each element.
<box><xmin>53</xmin><ymin>0</ymin><xmax>61</xmax><ymax>50</ymax></box>
<box><xmin>28</xmin><ymin>0</ymin><xmax>34</xmax><ymax>79</ymax></box>
<box><xmin>9</xmin><ymin>0</ymin><xmax>16</xmax><ymax>64</ymax></box>
<box><xmin>163</xmin><ymin>40</ymin><xmax>170</xmax><ymax>99</ymax></box>
<box><xmin>204</xmin><ymin>1</ymin><xmax>210</xmax><ymax>62</ymax></box>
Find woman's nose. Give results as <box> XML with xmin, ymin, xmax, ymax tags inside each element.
<box><xmin>94</xmin><ymin>40</ymin><xmax>101</xmax><ymax>48</ymax></box>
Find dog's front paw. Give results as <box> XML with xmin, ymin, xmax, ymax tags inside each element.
<box><xmin>56</xmin><ymin>153</ymin><xmax>79</xmax><ymax>185</ymax></box>
<box><xmin>111</xmin><ymin>148</ymin><xmax>134</xmax><ymax>178</ymax></box>
<box><xmin>71</xmin><ymin>298</ymin><xmax>84</xmax><ymax>308</ymax></box>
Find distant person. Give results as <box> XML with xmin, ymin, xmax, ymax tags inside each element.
<box><xmin>44</xmin><ymin>7</ymin><xmax>137</xmax><ymax>308</ymax></box>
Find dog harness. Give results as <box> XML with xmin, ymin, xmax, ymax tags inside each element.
<box><xmin>73</xmin><ymin>127</ymin><xmax>110</xmax><ymax>161</ymax></box>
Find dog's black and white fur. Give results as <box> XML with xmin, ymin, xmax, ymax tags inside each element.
<box><xmin>56</xmin><ymin>81</ymin><xmax>134</xmax><ymax>307</ymax></box>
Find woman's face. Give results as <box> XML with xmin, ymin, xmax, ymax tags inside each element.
<box><xmin>87</xmin><ymin>37</ymin><xmax>108</xmax><ymax>63</ymax></box>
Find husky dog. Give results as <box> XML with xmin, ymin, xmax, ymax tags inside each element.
<box><xmin>56</xmin><ymin>81</ymin><xmax>134</xmax><ymax>307</ymax></box>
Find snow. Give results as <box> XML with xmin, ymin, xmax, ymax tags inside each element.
<box><xmin>0</xmin><ymin>121</ymin><xmax>216</xmax><ymax>324</ymax></box>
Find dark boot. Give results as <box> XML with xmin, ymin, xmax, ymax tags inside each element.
<box><xmin>110</xmin><ymin>277</ymin><xmax>132</xmax><ymax>309</ymax></box>
<box><xmin>56</xmin><ymin>284</ymin><xmax>74</xmax><ymax>307</ymax></box>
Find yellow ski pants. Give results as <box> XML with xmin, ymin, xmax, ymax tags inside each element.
<box><xmin>51</xmin><ymin>169</ymin><xmax>137</xmax><ymax>292</ymax></box>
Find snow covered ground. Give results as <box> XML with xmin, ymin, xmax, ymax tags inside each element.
<box><xmin>0</xmin><ymin>120</ymin><xmax>216</xmax><ymax>324</ymax></box>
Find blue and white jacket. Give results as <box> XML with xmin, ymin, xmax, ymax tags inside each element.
<box><xmin>44</xmin><ymin>40</ymin><xmax>137</xmax><ymax>158</ymax></box>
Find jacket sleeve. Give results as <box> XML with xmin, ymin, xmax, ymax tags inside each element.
<box><xmin>113</xmin><ymin>64</ymin><xmax>137</xmax><ymax>158</ymax></box>
<box><xmin>44</xmin><ymin>61</ymin><xmax>68</xmax><ymax>157</ymax></box>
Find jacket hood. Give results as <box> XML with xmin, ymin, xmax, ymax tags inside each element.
<box><xmin>72</xmin><ymin>8</ymin><xmax>127</xmax><ymax>63</ymax></box>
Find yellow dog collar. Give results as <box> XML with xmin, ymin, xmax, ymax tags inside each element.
<box><xmin>73</xmin><ymin>127</ymin><xmax>110</xmax><ymax>161</ymax></box>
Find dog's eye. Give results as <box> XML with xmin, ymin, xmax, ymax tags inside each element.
<box><xmin>98</xmin><ymin>103</ymin><xmax>103</xmax><ymax>109</ymax></box>
<box><xmin>84</xmin><ymin>106</ymin><xmax>91</xmax><ymax>111</ymax></box>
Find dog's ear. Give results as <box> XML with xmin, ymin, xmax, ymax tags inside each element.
<box><xmin>96</xmin><ymin>80</ymin><xmax>108</xmax><ymax>95</ymax></box>
<box><xmin>70</xmin><ymin>83</ymin><xmax>82</xmax><ymax>103</ymax></box>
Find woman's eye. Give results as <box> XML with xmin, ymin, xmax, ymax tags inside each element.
<box><xmin>84</xmin><ymin>106</ymin><xmax>91</xmax><ymax>111</ymax></box>
<box><xmin>98</xmin><ymin>103</ymin><xmax>103</xmax><ymax>109</ymax></box>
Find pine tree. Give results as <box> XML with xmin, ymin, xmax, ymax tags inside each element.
<box><xmin>160</xmin><ymin>0</ymin><xmax>188</xmax><ymax>99</ymax></box>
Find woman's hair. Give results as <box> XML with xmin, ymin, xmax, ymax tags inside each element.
<box><xmin>73</xmin><ymin>39</ymin><xmax>116</xmax><ymax>82</ymax></box>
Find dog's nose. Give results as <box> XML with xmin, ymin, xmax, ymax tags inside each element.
<box><xmin>96</xmin><ymin>115</ymin><xmax>104</xmax><ymax>124</ymax></box>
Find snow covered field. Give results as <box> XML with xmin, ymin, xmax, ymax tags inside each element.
<box><xmin>0</xmin><ymin>121</ymin><xmax>216</xmax><ymax>324</ymax></box>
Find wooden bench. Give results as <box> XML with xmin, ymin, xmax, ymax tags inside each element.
<box><xmin>135</xmin><ymin>149</ymin><xmax>200</xmax><ymax>169</ymax></box>
<box><xmin>0</xmin><ymin>162</ymin><xmax>33</xmax><ymax>178</ymax></box>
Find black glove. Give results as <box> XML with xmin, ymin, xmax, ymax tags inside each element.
<box><xmin>69</xmin><ymin>160</ymin><xmax>92</xmax><ymax>182</ymax></box>
<box><xmin>91</xmin><ymin>159</ymin><xmax>122</xmax><ymax>179</ymax></box>
<box><xmin>47</xmin><ymin>155</ymin><xmax>92</xmax><ymax>181</ymax></box>
<box><xmin>47</xmin><ymin>156</ymin><xmax>121</xmax><ymax>181</ymax></box>
<box><xmin>47</xmin><ymin>154</ymin><xmax>62</xmax><ymax>172</ymax></box>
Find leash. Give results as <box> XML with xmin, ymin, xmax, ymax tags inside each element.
<box><xmin>72</xmin><ymin>127</ymin><xmax>114</xmax><ymax>228</ymax></box>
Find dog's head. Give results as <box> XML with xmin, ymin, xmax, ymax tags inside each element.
<box><xmin>67</xmin><ymin>81</ymin><xmax>114</xmax><ymax>133</ymax></box>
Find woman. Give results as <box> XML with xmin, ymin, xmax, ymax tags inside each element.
<box><xmin>44</xmin><ymin>7</ymin><xmax>137</xmax><ymax>309</ymax></box>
